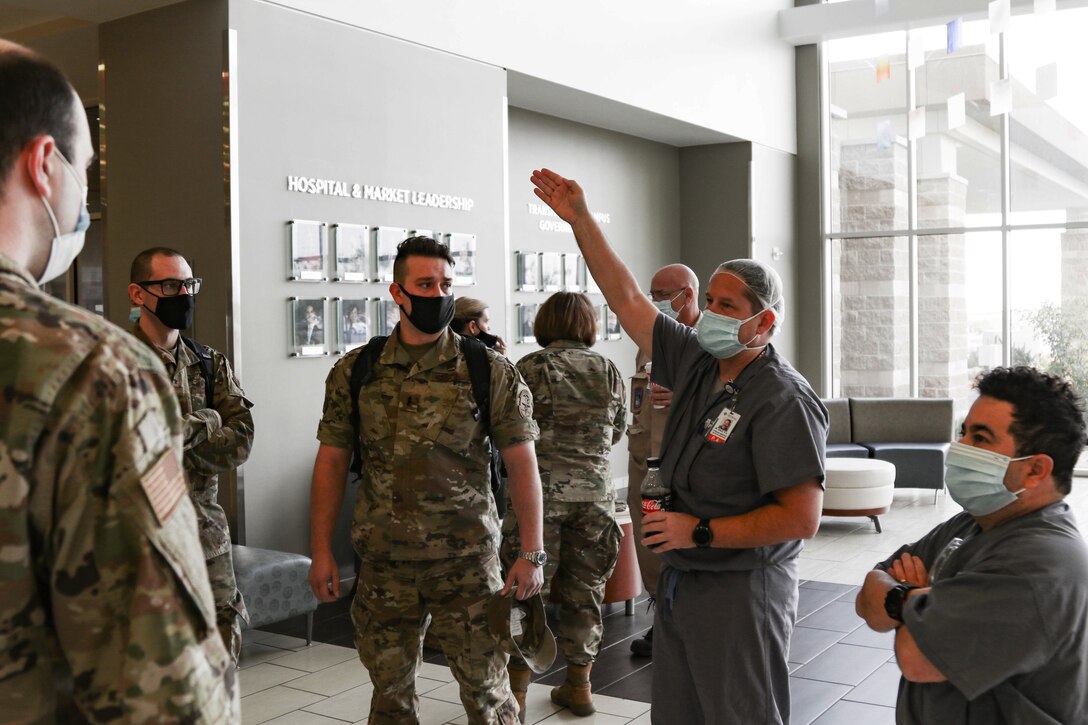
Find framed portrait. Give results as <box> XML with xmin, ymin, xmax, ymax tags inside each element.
<box><xmin>337</xmin><ymin>297</ymin><xmax>371</xmax><ymax>353</ymax></box>
<box><xmin>540</xmin><ymin>252</ymin><xmax>562</xmax><ymax>292</ymax></box>
<box><xmin>332</xmin><ymin>223</ymin><xmax>371</xmax><ymax>282</ymax></box>
<box><xmin>517</xmin><ymin>303</ymin><xmax>539</xmax><ymax>344</ymax></box>
<box><xmin>289</xmin><ymin>297</ymin><xmax>328</xmax><ymax>357</ymax></box>
<box><xmin>374</xmin><ymin>226</ymin><xmax>407</xmax><ymax>283</ymax></box>
<box><xmin>563</xmin><ymin>253</ymin><xmax>582</xmax><ymax>292</ymax></box>
<box><xmin>516</xmin><ymin>251</ymin><xmax>538</xmax><ymax>292</ymax></box>
<box><xmin>606</xmin><ymin>305</ymin><xmax>622</xmax><ymax>340</ymax></box>
<box><xmin>377</xmin><ymin>299</ymin><xmax>401</xmax><ymax>336</ymax></box>
<box><xmin>446</xmin><ymin>233</ymin><xmax>477</xmax><ymax>286</ymax></box>
<box><xmin>597</xmin><ymin>304</ymin><xmax>607</xmax><ymax>341</ymax></box>
<box><xmin>288</xmin><ymin>220</ymin><xmax>327</xmax><ymax>281</ymax></box>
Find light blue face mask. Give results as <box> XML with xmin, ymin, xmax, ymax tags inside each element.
<box><xmin>652</xmin><ymin>291</ymin><xmax>683</xmax><ymax>320</ymax></box>
<box><xmin>695</xmin><ymin>307</ymin><xmax>769</xmax><ymax>359</ymax></box>
<box><xmin>944</xmin><ymin>441</ymin><xmax>1032</xmax><ymax>516</ymax></box>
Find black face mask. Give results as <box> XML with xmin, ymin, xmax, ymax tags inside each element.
<box><xmin>147</xmin><ymin>294</ymin><xmax>196</xmax><ymax>330</ymax></box>
<box><xmin>397</xmin><ymin>285</ymin><xmax>455</xmax><ymax>334</ymax></box>
<box><xmin>476</xmin><ymin>330</ymin><xmax>500</xmax><ymax>349</ymax></box>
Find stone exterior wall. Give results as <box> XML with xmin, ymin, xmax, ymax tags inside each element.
<box><xmin>834</xmin><ymin>141</ymin><xmax>969</xmax><ymax>406</ymax></box>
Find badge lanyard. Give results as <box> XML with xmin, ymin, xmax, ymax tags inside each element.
<box><xmin>704</xmin><ymin>387</ymin><xmax>742</xmax><ymax>444</ymax></box>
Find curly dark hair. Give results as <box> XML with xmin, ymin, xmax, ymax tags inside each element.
<box><xmin>976</xmin><ymin>366</ymin><xmax>1087</xmax><ymax>494</ymax></box>
<box><xmin>392</xmin><ymin>236</ymin><xmax>455</xmax><ymax>284</ymax></box>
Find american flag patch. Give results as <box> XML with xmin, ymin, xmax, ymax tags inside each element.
<box><xmin>140</xmin><ymin>451</ymin><xmax>187</xmax><ymax>525</ymax></box>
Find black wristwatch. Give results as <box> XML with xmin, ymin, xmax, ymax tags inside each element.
<box><xmin>883</xmin><ymin>584</ymin><xmax>920</xmax><ymax>622</ymax></box>
<box><xmin>692</xmin><ymin>518</ymin><xmax>713</xmax><ymax>548</ymax></box>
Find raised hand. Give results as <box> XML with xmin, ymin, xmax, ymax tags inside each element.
<box><xmin>530</xmin><ymin>168</ymin><xmax>589</xmax><ymax>225</ymax></box>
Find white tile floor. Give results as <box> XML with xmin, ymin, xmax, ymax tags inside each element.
<box><xmin>239</xmin><ymin>479</ymin><xmax>1088</xmax><ymax>724</ymax></box>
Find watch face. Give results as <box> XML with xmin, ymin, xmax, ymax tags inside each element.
<box><xmin>693</xmin><ymin>522</ymin><xmax>712</xmax><ymax>547</ymax></box>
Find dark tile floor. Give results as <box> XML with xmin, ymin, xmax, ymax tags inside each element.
<box><xmin>260</xmin><ymin>579</ymin><xmax>898</xmax><ymax>724</ymax></box>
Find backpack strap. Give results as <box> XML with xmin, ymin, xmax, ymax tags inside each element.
<box><xmin>459</xmin><ymin>335</ymin><xmax>492</xmax><ymax>431</ymax></box>
<box><xmin>349</xmin><ymin>336</ymin><xmax>388</xmax><ymax>476</ymax></box>
<box><xmin>459</xmin><ymin>334</ymin><xmax>507</xmax><ymax>515</ymax></box>
<box><xmin>181</xmin><ymin>336</ymin><xmax>215</xmax><ymax>404</ymax></box>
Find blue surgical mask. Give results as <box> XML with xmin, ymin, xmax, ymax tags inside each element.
<box><xmin>696</xmin><ymin>307</ymin><xmax>768</xmax><ymax>359</ymax></box>
<box><xmin>652</xmin><ymin>291</ymin><xmax>682</xmax><ymax>320</ymax></box>
<box><xmin>944</xmin><ymin>441</ymin><xmax>1032</xmax><ymax>516</ymax></box>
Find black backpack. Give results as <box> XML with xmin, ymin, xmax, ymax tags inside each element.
<box><xmin>181</xmin><ymin>336</ymin><xmax>215</xmax><ymax>403</ymax></box>
<box><xmin>347</xmin><ymin>333</ymin><xmax>507</xmax><ymax>516</ymax></box>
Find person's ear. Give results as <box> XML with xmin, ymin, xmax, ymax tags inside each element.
<box><xmin>467</xmin><ymin>320</ymin><xmax>479</xmax><ymax>336</ymax></box>
<box><xmin>128</xmin><ymin>282</ymin><xmax>145</xmax><ymax>308</ymax></box>
<box><xmin>24</xmin><ymin>135</ymin><xmax>57</xmax><ymax>198</ymax></box>
<box><xmin>757</xmin><ymin>309</ymin><xmax>776</xmax><ymax>335</ymax></box>
<box><xmin>389</xmin><ymin>282</ymin><xmax>406</xmax><ymax>307</ymax></box>
<box><xmin>1021</xmin><ymin>454</ymin><xmax>1054</xmax><ymax>490</ymax></box>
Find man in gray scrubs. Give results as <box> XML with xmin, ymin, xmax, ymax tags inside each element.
<box><xmin>531</xmin><ymin>168</ymin><xmax>827</xmax><ymax>724</ymax></box>
<box><xmin>857</xmin><ymin>366</ymin><xmax>1088</xmax><ymax>724</ymax></box>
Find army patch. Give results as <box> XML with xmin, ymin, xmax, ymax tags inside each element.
<box><xmin>517</xmin><ymin>389</ymin><xmax>533</xmax><ymax>419</ymax></box>
<box><xmin>140</xmin><ymin>451</ymin><xmax>187</xmax><ymax>525</ymax></box>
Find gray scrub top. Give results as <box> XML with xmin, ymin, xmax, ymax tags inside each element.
<box><xmin>877</xmin><ymin>503</ymin><xmax>1088</xmax><ymax>725</ymax></box>
<box><xmin>651</xmin><ymin>315</ymin><xmax>828</xmax><ymax>572</ymax></box>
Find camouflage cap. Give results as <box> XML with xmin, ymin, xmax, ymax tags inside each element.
<box><xmin>487</xmin><ymin>592</ymin><xmax>557</xmax><ymax>674</ymax></box>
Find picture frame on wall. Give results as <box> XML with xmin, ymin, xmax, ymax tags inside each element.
<box><xmin>516</xmin><ymin>251</ymin><xmax>538</xmax><ymax>292</ymax></box>
<box><xmin>540</xmin><ymin>252</ymin><xmax>562</xmax><ymax>292</ymax></box>
<box><xmin>288</xmin><ymin>220</ymin><xmax>327</xmax><ymax>281</ymax></box>
<box><xmin>289</xmin><ymin>297</ymin><xmax>328</xmax><ymax>357</ymax></box>
<box><xmin>446</xmin><ymin>233</ymin><xmax>477</xmax><ymax>286</ymax></box>
<box><xmin>606</xmin><ymin>305</ymin><xmax>622</xmax><ymax>340</ymax></box>
<box><xmin>517</xmin><ymin>303</ymin><xmax>539</xmax><ymax>344</ymax></box>
<box><xmin>378</xmin><ymin>299</ymin><xmax>401</xmax><ymax>336</ymax></box>
<box><xmin>332</xmin><ymin>223</ymin><xmax>371</xmax><ymax>282</ymax></box>
<box><xmin>337</xmin><ymin>297</ymin><xmax>371</xmax><ymax>353</ymax></box>
<box><xmin>375</xmin><ymin>226</ymin><xmax>408</xmax><ymax>283</ymax></box>
<box><xmin>597</xmin><ymin>304</ymin><xmax>607</xmax><ymax>341</ymax></box>
<box><xmin>563</xmin><ymin>253</ymin><xmax>581</xmax><ymax>292</ymax></box>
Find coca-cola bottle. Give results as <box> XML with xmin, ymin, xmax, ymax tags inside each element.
<box><xmin>640</xmin><ymin>456</ymin><xmax>671</xmax><ymax>531</ymax></box>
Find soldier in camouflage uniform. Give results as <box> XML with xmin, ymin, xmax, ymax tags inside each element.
<box><xmin>308</xmin><ymin>237</ymin><xmax>545</xmax><ymax>725</ymax></box>
<box><xmin>128</xmin><ymin>247</ymin><xmax>254</xmax><ymax>664</ymax></box>
<box><xmin>501</xmin><ymin>292</ymin><xmax>626</xmax><ymax>720</ymax></box>
<box><xmin>0</xmin><ymin>42</ymin><xmax>238</xmax><ymax>722</ymax></box>
<box><xmin>626</xmin><ymin>264</ymin><xmax>700</xmax><ymax>658</ymax></box>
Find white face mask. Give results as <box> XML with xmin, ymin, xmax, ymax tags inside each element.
<box><xmin>652</xmin><ymin>291</ymin><xmax>683</xmax><ymax>320</ymax></box>
<box><xmin>37</xmin><ymin>148</ymin><xmax>89</xmax><ymax>285</ymax></box>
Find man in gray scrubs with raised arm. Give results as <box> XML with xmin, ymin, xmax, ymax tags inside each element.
<box><xmin>531</xmin><ymin>168</ymin><xmax>827</xmax><ymax>724</ymax></box>
<box><xmin>856</xmin><ymin>366</ymin><xmax>1088</xmax><ymax>724</ymax></box>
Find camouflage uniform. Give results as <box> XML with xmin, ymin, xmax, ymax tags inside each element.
<box><xmin>133</xmin><ymin>326</ymin><xmax>254</xmax><ymax>664</ymax></box>
<box><xmin>502</xmin><ymin>341</ymin><xmax>625</xmax><ymax>666</ymax></box>
<box><xmin>0</xmin><ymin>253</ymin><xmax>239</xmax><ymax>722</ymax></box>
<box><xmin>317</xmin><ymin>327</ymin><xmax>538</xmax><ymax>725</ymax></box>
<box><xmin>626</xmin><ymin>348</ymin><xmax>666</xmax><ymax>597</ymax></box>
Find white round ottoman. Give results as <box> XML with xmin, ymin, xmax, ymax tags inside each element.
<box><xmin>822</xmin><ymin>458</ymin><xmax>896</xmax><ymax>532</ymax></box>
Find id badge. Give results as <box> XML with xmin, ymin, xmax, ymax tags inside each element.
<box><xmin>706</xmin><ymin>408</ymin><xmax>741</xmax><ymax>444</ymax></box>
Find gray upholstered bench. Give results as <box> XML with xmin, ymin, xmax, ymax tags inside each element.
<box><xmin>233</xmin><ymin>545</ymin><xmax>320</xmax><ymax>644</ymax></box>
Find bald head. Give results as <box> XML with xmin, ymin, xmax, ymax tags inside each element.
<box><xmin>649</xmin><ymin>263</ymin><xmax>700</xmax><ymax>326</ymax></box>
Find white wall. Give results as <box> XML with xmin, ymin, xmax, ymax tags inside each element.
<box><xmin>264</xmin><ymin>0</ymin><xmax>798</xmax><ymax>155</ymax></box>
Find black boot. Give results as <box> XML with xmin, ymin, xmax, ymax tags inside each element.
<box><xmin>630</xmin><ymin>627</ymin><xmax>653</xmax><ymax>657</ymax></box>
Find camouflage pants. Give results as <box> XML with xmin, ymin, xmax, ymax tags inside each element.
<box><xmin>352</xmin><ymin>553</ymin><xmax>519</xmax><ymax>725</ymax></box>
<box><xmin>207</xmin><ymin>550</ymin><xmax>249</xmax><ymax>666</ymax></box>
<box><xmin>501</xmin><ymin>500</ymin><xmax>621</xmax><ymax>666</ymax></box>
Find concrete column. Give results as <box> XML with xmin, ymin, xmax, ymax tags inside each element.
<box><xmin>836</xmin><ymin>137</ymin><xmax>910</xmax><ymax>396</ymax></box>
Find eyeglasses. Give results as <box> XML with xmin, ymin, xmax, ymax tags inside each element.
<box><xmin>137</xmin><ymin>277</ymin><xmax>202</xmax><ymax>296</ymax></box>
<box><xmin>647</xmin><ymin>289</ymin><xmax>682</xmax><ymax>302</ymax></box>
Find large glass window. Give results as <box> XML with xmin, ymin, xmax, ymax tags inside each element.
<box><xmin>825</xmin><ymin>8</ymin><xmax>1088</xmax><ymax>413</ymax></box>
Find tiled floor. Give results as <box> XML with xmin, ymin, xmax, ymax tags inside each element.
<box><xmin>240</xmin><ymin>479</ymin><xmax>1088</xmax><ymax>724</ymax></box>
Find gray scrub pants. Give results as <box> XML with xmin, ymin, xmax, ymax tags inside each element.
<box><xmin>651</xmin><ymin>560</ymin><xmax>798</xmax><ymax>725</ymax></box>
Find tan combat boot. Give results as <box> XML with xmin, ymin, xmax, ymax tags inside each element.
<box><xmin>508</xmin><ymin>662</ymin><xmax>532</xmax><ymax>723</ymax></box>
<box><xmin>550</xmin><ymin>663</ymin><xmax>594</xmax><ymax>716</ymax></box>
